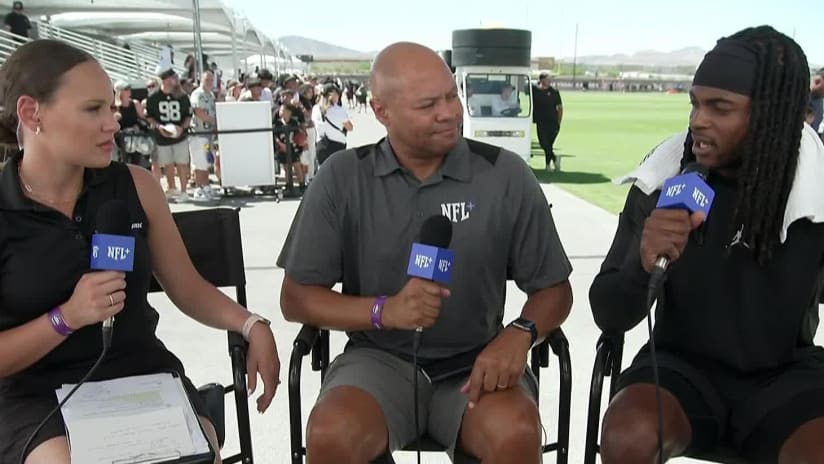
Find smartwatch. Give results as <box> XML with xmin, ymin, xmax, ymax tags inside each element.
<box><xmin>507</xmin><ymin>317</ymin><xmax>538</xmax><ymax>347</ymax></box>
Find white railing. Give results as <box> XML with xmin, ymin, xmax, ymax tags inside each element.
<box><xmin>0</xmin><ymin>28</ymin><xmax>31</xmax><ymax>65</ymax></box>
<box><xmin>0</xmin><ymin>22</ymin><xmax>187</xmax><ymax>85</ymax></box>
<box><xmin>37</xmin><ymin>21</ymin><xmax>146</xmax><ymax>82</ymax></box>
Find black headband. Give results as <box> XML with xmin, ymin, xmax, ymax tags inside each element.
<box><xmin>692</xmin><ymin>39</ymin><xmax>758</xmax><ymax>96</ymax></box>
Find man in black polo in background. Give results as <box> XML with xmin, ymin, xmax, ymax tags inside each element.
<box><xmin>533</xmin><ymin>72</ymin><xmax>563</xmax><ymax>172</ymax></box>
<box><xmin>4</xmin><ymin>1</ymin><xmax>30</xmax><ymax>42</ymax></box>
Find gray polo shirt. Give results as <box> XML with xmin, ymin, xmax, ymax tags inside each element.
<box><xmin>277</xmin><ymin>137</ymin><xmax>571</xmax><ymax>359</ymax></box>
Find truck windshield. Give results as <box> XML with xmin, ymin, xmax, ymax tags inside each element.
<box><xmin>464</xmin><ymin>74</ymin><xmax>531</xmax><ymax>118</ymax></box>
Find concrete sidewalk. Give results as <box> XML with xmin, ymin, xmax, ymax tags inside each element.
<box><xmin>155</xmin><ymin>107</ymin><xmax>706</xmax><ymax>463</ymax></box>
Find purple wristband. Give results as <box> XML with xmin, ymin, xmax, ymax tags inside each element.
<box><xmin>47</xmin><ymin>307</ymin><xmax>74</xmax><ymax>337</ymax></box>
<box><xmin>371</xmin><ymin>296</ymin><xmax>387</xmax><ymax>330</ymax></box>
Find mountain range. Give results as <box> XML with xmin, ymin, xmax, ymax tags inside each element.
<box><xmin>279</xmin><ymin>36</ymin><xmax>374</xmax><ymax>60</ymax></box>
<box><xmin>278</xmin><ymin>37</ymin><xmax>821</xmax><ymax>69</ymax></box>
<box><xmin>559</xmin><ymin>47</ymin><xmax>707</xmax><ymax>67</ymax></box>
<box><xmin>279</xmin><ymin>35</ymin><xmax>706</xmax><ymax>66</ymax></box>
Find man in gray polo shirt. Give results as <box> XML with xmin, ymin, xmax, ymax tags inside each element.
<box><xmin>278</xmin><ymin>42</ymin><xmax>573</xmax><ymax>463</ymax></box>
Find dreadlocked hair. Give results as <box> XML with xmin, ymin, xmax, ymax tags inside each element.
<box><xmin>682</xmin><ymin>26</ymin><xmax>810</xmax><ymax>264</ymax></box>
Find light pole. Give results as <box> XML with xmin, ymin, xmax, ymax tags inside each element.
<box><xmin>192</xmin><ymin>0</ymin><xmax>204</xmax><ymax>80</ymax></box>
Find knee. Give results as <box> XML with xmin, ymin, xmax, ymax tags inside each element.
<box><xmin>483</xmin><ymin>401</ymin><xmax>542</xmax><ymax>455</ymax></box>
<box><xmin>600</xmin><ymin>406</ymin><xmax>660</xmax><ymax>464</ymax></box>
<box><xmin>306</xmin><ymin>391</ymin><xmax>386</xmax><ymax>459</ymax></box>
<box><xmin>306</xmin><ymin>402</ymin><xmax>357</xmax><ymax>452</ymax></box>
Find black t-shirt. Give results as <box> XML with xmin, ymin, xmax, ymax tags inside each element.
<box><xmin>532</xmin><ymin>84</ymin><xmax>562</xmax><ymax>126</ymax></box>
<box><xmin>590</xmin><ymin>174</ymin><xmax>824</xmax><ymax>373</ymax></box>
<box><xmin>145</xmin><ymin>90</ymin><xmax>191</xmax><ymax>146</ymax></box>
<box><xmin>4</xmin><ymin>12</ymin><xmax>29</xmax><ymax>37</ymax></box>
<box><xmin>117</xmin><ymin>101</ymin><xmax>140</xmax><ymax>131</ymax></box>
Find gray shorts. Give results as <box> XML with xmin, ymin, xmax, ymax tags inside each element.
<box><xmin>156</xmin><ymin>139</ymin><xmax>190</xmax><ymax>166</ymax></box>
<box><xmin>319</xmin><ymin>347</ymin><xmax>539</xmax><ymax>461</ymax></box>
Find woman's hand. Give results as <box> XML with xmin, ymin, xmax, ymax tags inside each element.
<box><xmin>245</xmin><ymin>323</ymin><xmax>281</xmax><ymax>413</ymax></box>
<box><xmin>61</xmin><ymin>271</ymin><xmax>127</xmax><ymax>330</ymax></box>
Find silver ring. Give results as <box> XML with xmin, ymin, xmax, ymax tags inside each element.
<box><xmin>496</xmin><ymin>383</ymin><xmax>507</xmax><ymax>390</ymax></box>
<box><xmin>108</xmin><ymin>294</ymin><xmax>115</xmax><ymax>307</ymax></box>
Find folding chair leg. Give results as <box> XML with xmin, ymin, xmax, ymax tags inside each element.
<box><xmin>230</xmin><ymin>342</ymin><xmax>254</xmax><ymax>463</ymax></box>
<box><xmin>289</xmin><ymin>347</ymin><xmax>307</xmax><ymax>464</ymax></box>
<box><xmin>555</xmin><ymin>336</ymin><xmax>571</xmax><ymax>464</ymax></box>
<box><xmin>585</xmin><ymin>339</ymin><xmax>612</xmax><ymax>464</ymax></box>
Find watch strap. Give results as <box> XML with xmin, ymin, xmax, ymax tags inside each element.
<box><xmin>242</xmin><ymin>313</ymin><xmax>270</xmax><ymax>341</ymax></box>
<box><xmin>508</xmin><ymin>317</ymin><xmax>538</xmax><ymax>347</ymax></box>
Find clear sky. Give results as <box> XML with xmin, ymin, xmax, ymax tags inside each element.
<box><xmin>226</xmin><ymin>0</ymin><xmax>822</xmax><ymax>66</ymax></box>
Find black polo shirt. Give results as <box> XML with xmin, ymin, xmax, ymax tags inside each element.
<box><xmin>0</xmin><ymin>157</ymin><xmax>182</xmax><ymax>387</ymax></box>
<box><xmin>277</xmin><ymin>137</ymin><xmax>572</xmax><ymax>359</ymax></box>
<box><xmin>532</xmin><ymin>84</ymin><xmax>562</xmax><ymax>127</ymax></box>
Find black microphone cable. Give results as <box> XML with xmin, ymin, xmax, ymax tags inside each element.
<box><xmin>18</xmin><ymin>326</ymin><xmax>112</xmax><ymax>464</ymax></box>
<box><xmin>412</xmin><ymin>328</ymin><xmax>422</xmax><ymax>464</ymax></box>
<box><xmin>647</xmin><ymin>268</ymin><xmax>667</xmax><ymax>464</ymax></box>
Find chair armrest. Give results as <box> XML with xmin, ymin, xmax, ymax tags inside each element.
<box><xmin>227</xmin><ymin>331</ymin><xmax>248</xmax><ymax>393</ymax></box>
<box><xmin>293</xmin><ymin>324</ymin><xmax>320</xmax><ymax>357</ymax></box>
<box><xmin>547</xmin><ymin>328</ymin><xmax>569</xmax><ymax>365</ymax></box>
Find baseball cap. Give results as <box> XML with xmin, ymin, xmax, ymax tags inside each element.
<box><xmin>13</xmin><ymin>2</ymin><xmax>23</xmax><ymax>10</ymax></box>
<box><xmin>246</xmin><ymin>75</ymin><xmax>262</xmax><ymax>88</ymax></box>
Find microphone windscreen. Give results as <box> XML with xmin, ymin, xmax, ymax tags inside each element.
<box><xmin>682</xmin><ymin>162</ymin><xmax>709</xmax><ymax>180</ymax></box>
<box><xmin>420</xmin><ymin>215</ymin><xmax>452</xmax><ymax>248</ymax></box>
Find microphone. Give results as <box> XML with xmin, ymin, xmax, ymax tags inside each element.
<box><xmin>645</xmin><ymin>162</ymin><xmax>714</xmax><ymax>464</ymax></box>
<box><xmin>89</xmin><ymin>200</ymin><xmax>135</xmax><ymax>350</ymax></box>
<box><xmin>407</xmin><ymin>215</ymin><xmax>454</xmax><ymax>334</ymax></box>
<box><xmin>651</xmin><ymin>162</ymin><xmax>715</xmax><ymax>279</ymax></box>
<box><xmin>405</xmin><ymin>215</ymin><xmax>453</xmax><ymax>464</ymax></box>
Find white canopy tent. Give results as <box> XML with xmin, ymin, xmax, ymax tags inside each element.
<box><xmin>0</xmin><ymin>0</ymin><xmax>292</xmax><ymax>77</ymax></box>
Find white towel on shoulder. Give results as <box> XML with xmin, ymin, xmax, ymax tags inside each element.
<box><xmin>614</xmin><ymin>124</ymin><xmax>824</xmax><ymax>243</ymax></box>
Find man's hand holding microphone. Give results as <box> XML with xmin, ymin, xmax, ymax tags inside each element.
<box><xmin>642</xmin><ymin>162</ymin><xmax>715</xmax><ymax>281</ymax></box>
<box><xmin>640</xmin><ymin>209</ymin><xmax>706</xmax><ymax>273</ymax></box>
<box><xmin>381</xmin><ymin>278</ymin><xmax>450</xmax><ymax>331</ymax></box>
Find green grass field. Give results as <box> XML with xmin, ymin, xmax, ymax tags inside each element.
<box><xmin>528</xmin><ymin>91</ymin><xmax>690</xmax><ymax>213</ymax></box>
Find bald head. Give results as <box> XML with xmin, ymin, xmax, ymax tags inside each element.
<box><xmin>370</xmin><ymin>42</ymin><xmax>452</xmax><ymax>101</ymax></box>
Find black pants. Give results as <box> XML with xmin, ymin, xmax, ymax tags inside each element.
<box><xmin>536</xmin><ymin>121</ymin><xmax>560</xmax><ymax>165</ymax></box>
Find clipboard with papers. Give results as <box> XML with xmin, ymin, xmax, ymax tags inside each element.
<box><xmin>56</xmin><ymin>372</ymin><xmax>215</xmax><ymax>464</ymax></box>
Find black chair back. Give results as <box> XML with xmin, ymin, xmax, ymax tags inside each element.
<box><xmin>149</xmin><ymin>207</ymin><xmax>254</xmax><ymax>464</ymax></box>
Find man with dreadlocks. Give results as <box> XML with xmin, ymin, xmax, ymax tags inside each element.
<box><xmin>590</xmin><ymin>25</ymin><xmax>824</xmax><ymax>463</ymax></box>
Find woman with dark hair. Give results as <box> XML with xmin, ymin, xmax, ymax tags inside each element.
<box><xmin>591</xmin><ymin>26</ymin><xmax>824</xmax><ymax>463</ymax></box>
<box><xmin>183</xmin><ymin>54</ymin><xmax>196</xmax><ymax>81</ymax></box>
<box><xmin>0</xmin><ymin>40</ymin><xmax>281</xmax><ymax>464</ymax></box>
